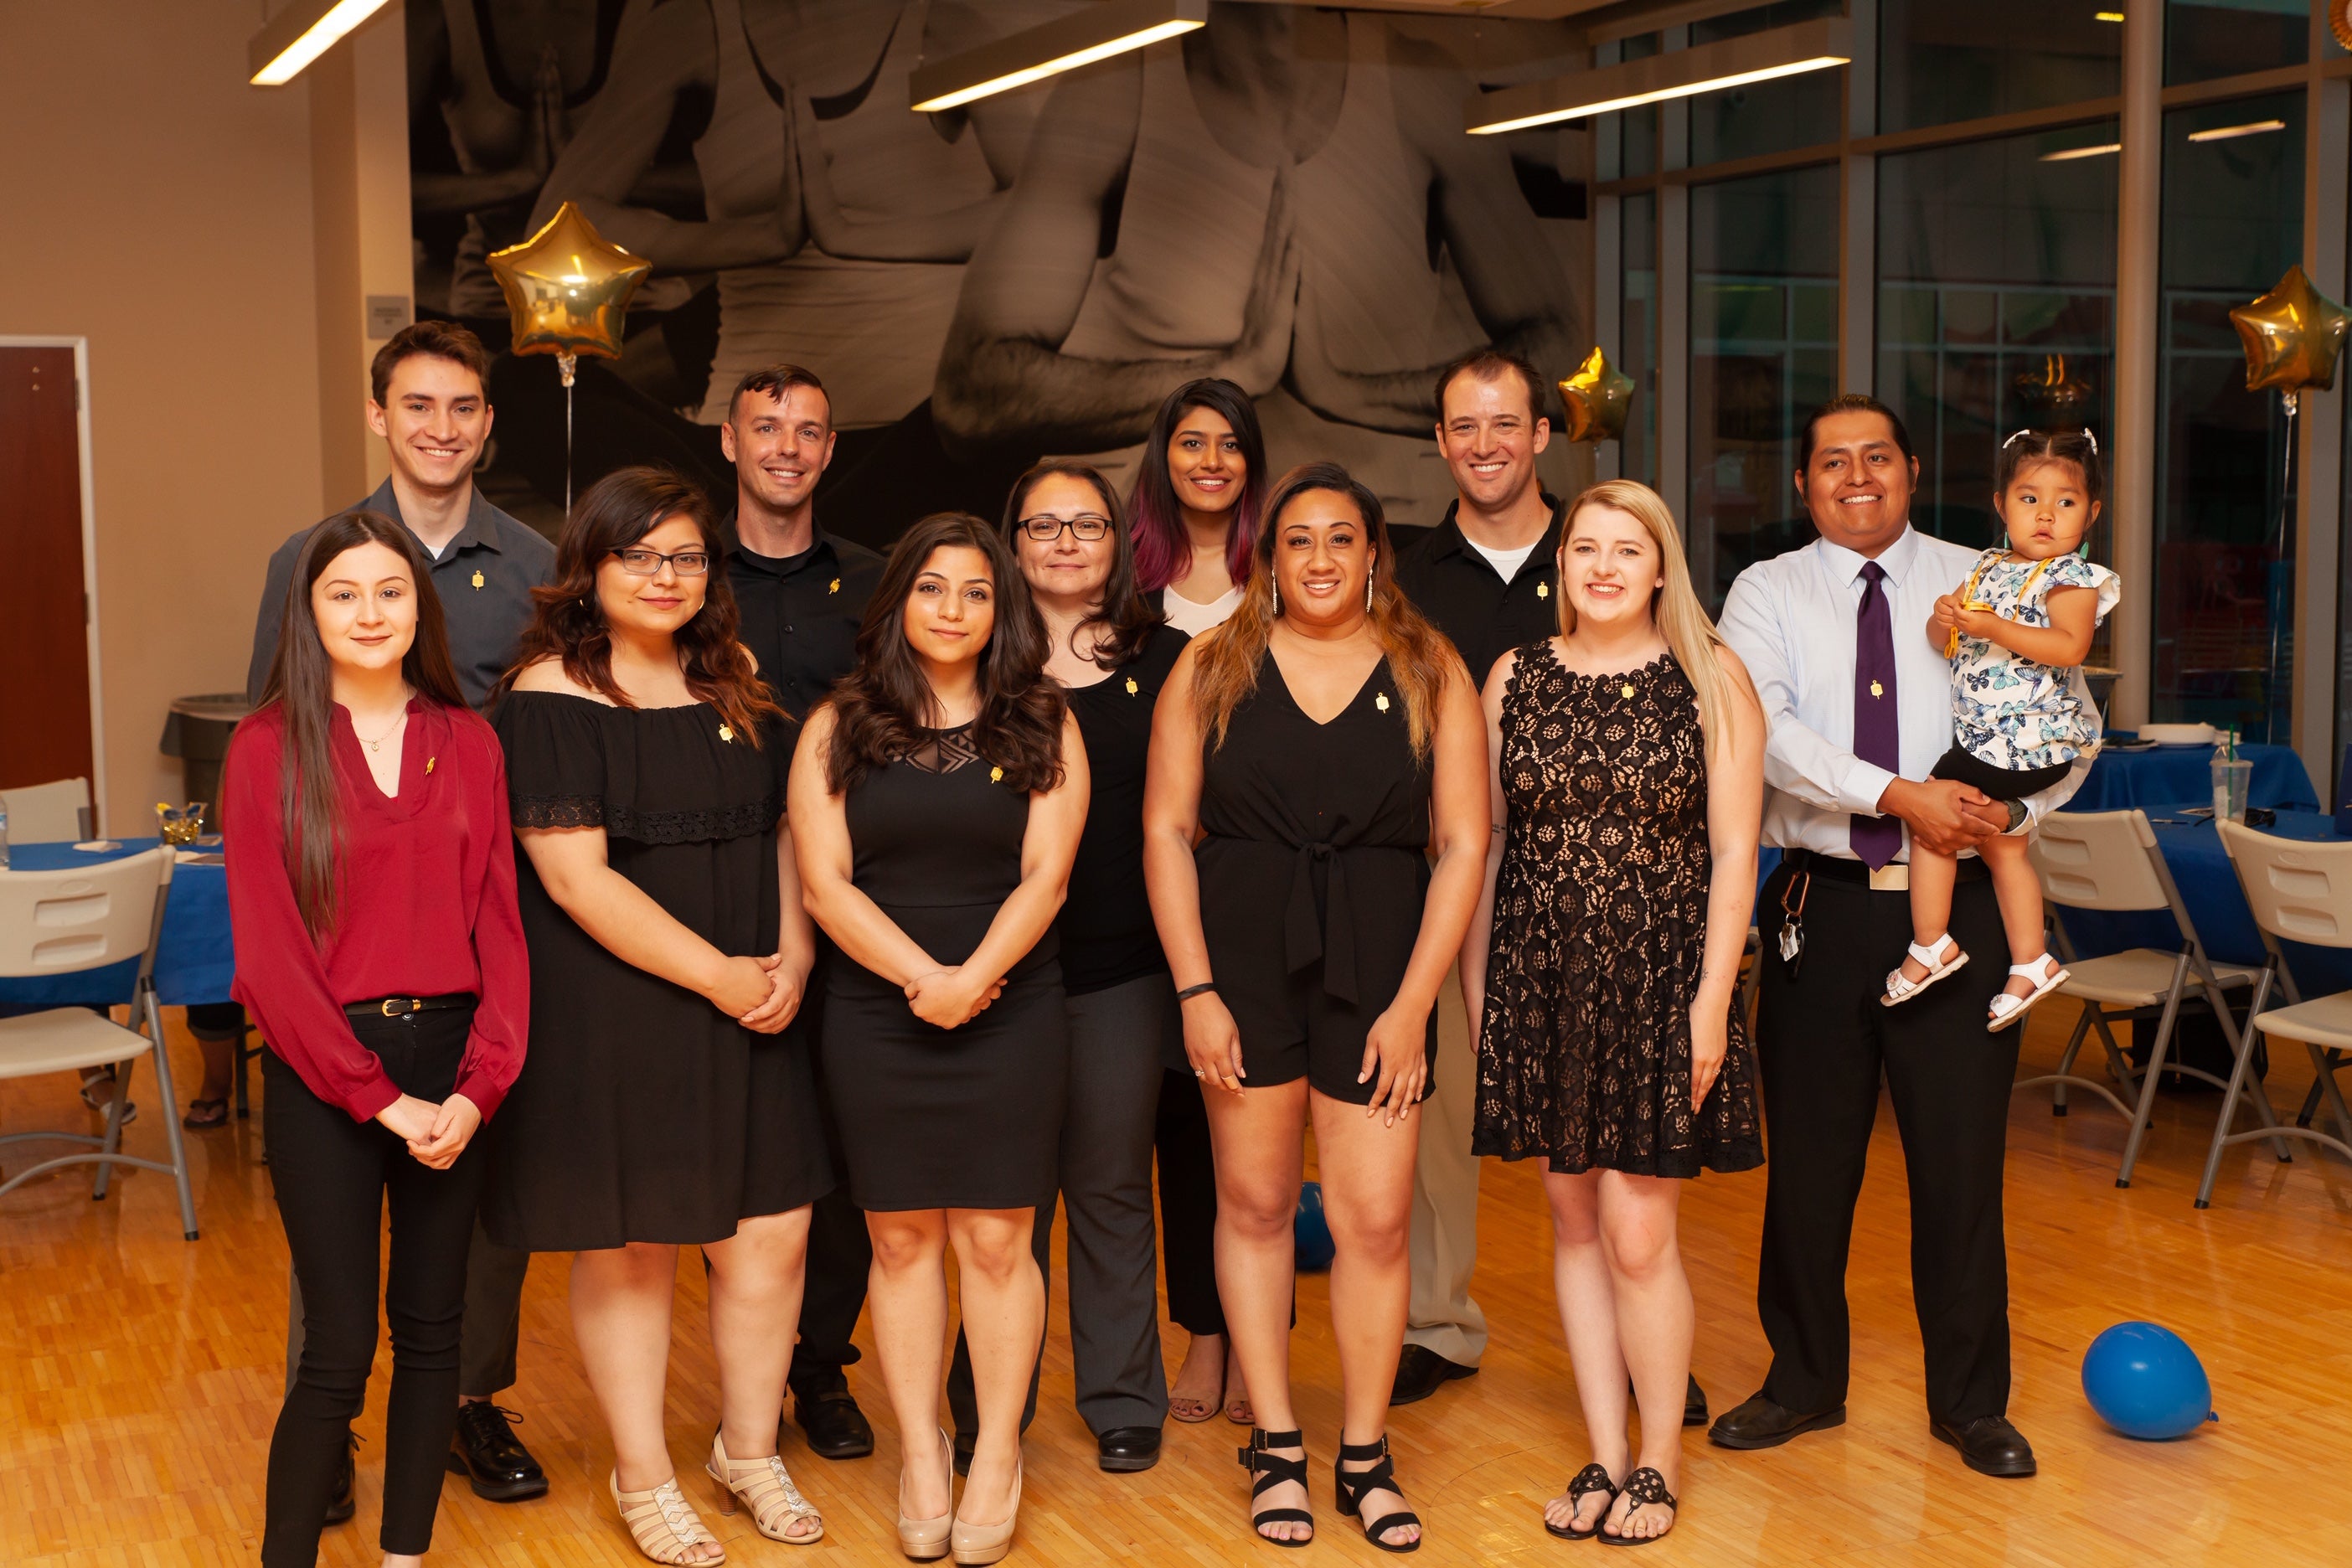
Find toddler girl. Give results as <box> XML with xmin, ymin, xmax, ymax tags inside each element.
<box><xmin>1886</xmin><ymin>427</ymin><xmax>2117</xmax><ymax>1029</ymax></box>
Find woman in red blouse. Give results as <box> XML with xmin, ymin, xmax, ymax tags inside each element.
<box><xmin>226</xmin><ymin>510</ymin><xmax>527</xmax><ymax>1568</ymax></box>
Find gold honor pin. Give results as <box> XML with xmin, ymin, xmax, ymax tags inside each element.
<box><xmin>1870</xmin><ymin>680</ymin><xmax>1884</xmax><ymax>699</ymax></box>
<box><xmin>471</xmin><ymin>570</ymin><xmax>485</xmax><ymax>591</ymax></box>
<box><xmin>1375</xmin><ymin>692</ymin><xmax>1390</xmax><ymax>713</ymax></box>
<box><xmin>990</xmin><ymin>765</ymin><xmax>1003</xmax><ymax>782</ymax></box>
<box><xmin>1622</xmin><ymin>683</ymin><xmax>1636</xmax><ymax>699</ymax></box>
<box><xmin>1125</xmin><ymin>677</ymin><xmax>1139</xmax><ymax>694</ymax></box>
<box><xmin>425</xmin><ymin>756</ymin><xmax>436</xmax><ymax>774</ymax></box>
<box><xmin>1536</xmin><ymin>581</ymin><xmax>1549</xmax><ymax>598</ymax></box>
<box><xmin>828</xmin><ymin>578</ymin><xmax>840</xmax><ymax>594</ymax></box>
<box><xmin>718</xmin><ymin>723</ymin><xmax>735</xmax><ymax>743</ymax></box>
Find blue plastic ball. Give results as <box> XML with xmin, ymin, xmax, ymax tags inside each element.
<box><xmin>2081</xmin><ymin>1322</ymin><xmax>2215</xmax><ymax>1441</ymax></box>
<box><xmin>1294</xmin><ymin>1181</ymin><xmax>1335</xmax><ymax>1272</ymax></box>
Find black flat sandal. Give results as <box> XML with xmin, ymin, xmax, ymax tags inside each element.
<box><xmin>1333</xmin><ymin>1434</ymin><xmax>1421</xmax><ymax>1554</ymax></box>
<box><xmin>1238</xmin><ymin>1427</ymin><xmax>1313</xmax><ymax>1548</ymax></box>
<box><xmin>1597</xmin><ymin>1467</ymin><xmax>1678</xmax><ymax>1547</ymax></box>
<box><xmin>1546</xmin><ymin>1462</ymin><xmax>1619</xmax><ymax>1541</ymax></box>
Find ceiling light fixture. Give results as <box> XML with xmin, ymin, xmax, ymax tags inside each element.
<box><xmin>2040</xmin><ymin>142</ymin><xmax>2123</xmax><ymax>161</ymax></box>
<box><xmin>249</xmin><ymin>0</ymin><xmax>394</xmax><ymax>86</ymax></box>
<box><xmin>2094</xmin><ymin>11</ymin><xmax>2125</xmax><ymax>22</ymax></box>
<box><xmin>1464</xmin><ymin>18</ymin><xmax>1850</xmax><ymax>136</ymax></box>
<box><xmin>2187</xmin><ymin>119</ymin><xmax>2288</xmax><ymax>143</ymax></box>
<box><xmin>908</xmin><ymin>0</ymin><xmax>1205</xmax><ymax>114</ymax></box>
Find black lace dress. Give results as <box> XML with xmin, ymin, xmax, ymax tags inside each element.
<box><xmin>1471</xmin><ymin>644</ymin><xmax>1762</xmax><ymax>1178</ymax></box>
<box><xmin>482</xmin><ymin>691</ymin><xmax>831</xmax><ymax>1251</ymax></box>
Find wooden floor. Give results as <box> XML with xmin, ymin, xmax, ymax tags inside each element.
<box><xmin>5</xmin><ymin>1005</ymin><xmax>2351</xmax><ymax>1568</ymax></box>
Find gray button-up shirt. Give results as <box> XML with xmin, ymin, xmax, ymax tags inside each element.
<box><xmin>246</xmin><ymin>479</ymin><xmax>557</xmax><ymax>710</ymax></box>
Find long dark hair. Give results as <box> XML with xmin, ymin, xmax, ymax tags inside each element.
<box><xmin>497</xmin><ymin>466</ymin><xmax>781</xmax><ymax>744</ymax></box>
<box><xmin>255</xmin><ymin>510</ymin><xmax>466</xmax><ymax>937</ymax></box>
<box><xmin>1127</xmin><ymin>378</ymin><xmax>1267</xmax><ymax>593</ymax></box>
<box><xmin>1190</xmin><ymin>462</ymin><xmax>1464</xmax><ymax>760</ymax></box>
<box><xmin>999</xmin><ymin>459</ymin><xmax>1158</xmax><ymax>671</ymax></box>
<box><xmin>824</xmin><ymin>512</ymin><xmax>1066</xmax><ymax>794</ymax></box>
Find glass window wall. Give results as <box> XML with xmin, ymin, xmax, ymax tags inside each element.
<box><xmin>1689</xmin><ymin>0</ymin><xmax>1843</xmax><ymax>165</ymax></box>
<box><xmin>1620</xmin><ymin>190</ymin><xmax>1659</xmax><ymax>485</ymax></box>
<box><xmin>1879</xmin><ymin>0</ymin><xmax>2122</xmax><ymax>134</ymax></box>
<box><xmin>2153</xmin><ymin>91</ymin><xmax>2305</xmax><ymax>740</ymax></box>
<box><xmin>2164</xmin><ymin>0</ymin><xmax>2308</xmax><ymax>86</ymax></box>
<box><xmin>1688</xmin><ymin>164</ymin><xmax>1841</xmax><ymax>609</ymax></box>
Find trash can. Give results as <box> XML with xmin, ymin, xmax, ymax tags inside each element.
<box><xmin>159</xmin><ymin>694</ymin><xmax>252</xmax><ymax>833</ymax></box>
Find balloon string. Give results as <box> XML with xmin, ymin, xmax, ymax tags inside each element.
<box><xmin>558</xmin><ymin>350</ymin><xmax>579</xmax><ymax>517</ymax></box>
<box><xmin>2267</xmin><ymin>396</ymin><xmax>2296</xmax><ymax>738</ymax></box>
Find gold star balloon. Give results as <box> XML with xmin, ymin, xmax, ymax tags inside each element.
<box><xmin>1558</xmin><ymin>346</ymin><xmax>1635</xmax><ymax>444</ymax></box>
<box><xmin>2228</xmin><ymin>265</ymin><xmax>2349</xmax><ymax>410</ymax></box>
<box><xmin>487</xmin><ymin>201</ymin><xmax>651</xmax><ymax>364</ymax></box>
<box><xmin>2334</xmin><ymin>0</ymin><xmax>2350</xmax><ymax>52</ymax></box>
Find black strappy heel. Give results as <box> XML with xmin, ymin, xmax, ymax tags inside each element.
<box><xmin>1238</xmin><ymin>1427</ymin><xmax>1313</xmax><ymax>1548</ymax></box>
<box><xmin>1333</xmin><ymin>1434</ymin><xmax>1421</xmax><ymax>1554</ymax></box>
<box><xmin>1597</xmin><ymin>1466</ymin><xmax>1678</xmax><ymax>1547</ymax></box>
<box><xmin>1546</xmin><ymin>1462</ymin><xmax>1620</xmax><ymax>1541</ymax></box>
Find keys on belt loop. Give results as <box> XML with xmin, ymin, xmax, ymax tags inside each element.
<box><xmin>1777</xmin><ymin>869</ymin><xmax>1810</xmax><ymax>972</ymax></box>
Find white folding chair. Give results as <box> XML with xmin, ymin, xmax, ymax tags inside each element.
<box><xmin>0</xmin><ymin>848</ymin><xmax>199</xmax><ymax>1240</ymax></box>
<box><xmin>2200</xmin><ymin>823</ymin><xmax>2352</xmax><ymax>1206</ymax></box>
<box><xmin>3</xmin><ymin>776</ymin><xmax>93</xmax><ymax>843</ymax></box>
<box><xmin>2019</xmin><ymin>809</ymin><xmax>2280</xmax><ymax>1189</ymax></box>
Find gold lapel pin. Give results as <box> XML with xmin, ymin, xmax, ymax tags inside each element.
<box><xmin>1536</xmin><ymin>581</ymin><xmax>1549</xmax><ymax>598</ymax></box>
<box><xmin>1622</xmin><ymin>683</ymin><xmax>1636</xmax><ymax>699</ymax></box>
<box><xmin>828</xmin><ymin>578</ymin><xmax>841</xmax><ymax>595</ymax></box>
<box><xmin>718</xmin><ymin>723</ymin><xmax>735</xmax><ymax>743</ymax></box>
<box><xmin>1870</xmin><ymin>680</ymin><xmax>1885</xmax><ymax>699</ymax></box>
<box><xmin>1375</xmin><ymin>692</ymin><xmax>1390</xmax><ymax>713</ymax></box>
<box><xmin>471</xmin><ymin>569</ymin><xmax>485</xmax><ymax>591</ymax></box>
<box><xmin>990</xmin><ymin>765</ymin><xmax>1004</xmax><ymax>782</ymax></box>
<box><xmin>425</xmin><ymin>756</ymin><xmax>436</xmax><ymax>774</ymax></box>
<box><xmin>1125</xmin><ymin>677</ymin><xmax>1139</xmax><ymax>695</ymax></box>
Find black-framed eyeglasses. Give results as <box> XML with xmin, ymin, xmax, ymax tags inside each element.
<box><xmin>610</xmin><ymin>546</ymin><xmax>712</xmax><ymax>576</ymax></box>
<box><xmin>1019</xmin><ymin>514</ymin><xmax>1112</xmax><ymax>543</ymax></box>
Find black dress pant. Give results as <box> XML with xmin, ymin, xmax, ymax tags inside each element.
<box><xmin>791</xmin><ymin>983</ymin><xmax>870</xmax><ymax>1394</ymax></box>
<box><xmin>1153</xmin><ymin>1068</ymin><xmax>1225</xmax><ymax>1338</ymax></box>
<box><xmin>262</xmin><ymin>1008</ymin><xmax>487</xmax><ymax>1565</ymax></box>
<box><xmin>1754</xmin><ymin>861</ymin><xmax>2019</xmax><ymax>1426</ymax></box>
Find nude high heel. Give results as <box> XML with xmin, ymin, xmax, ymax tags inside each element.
<box><xmin>898</xmin><ymin>1427</ymin><xmax>955</xmax><ymax>1561</ymax></box>
<box><xmin>951</xmin><ymin>1454</ymin><xmax>1022</xmax><ymax>1565</ymax></box>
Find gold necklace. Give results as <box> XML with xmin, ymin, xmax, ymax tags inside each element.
<box><xmin>354</xmin><ymin>710</ymin><xmax>408</xmax><ymax>754</ymax></box>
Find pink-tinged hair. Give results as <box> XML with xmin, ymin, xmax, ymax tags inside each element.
<box><xmin>1127</xmin><ymin>378</ymin><xmax>1268</xmax><ymax>593</ymax></box>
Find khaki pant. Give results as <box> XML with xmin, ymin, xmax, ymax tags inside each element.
<box><xmin>1405</xmin><ymin>977</ymin><xmax>1488</xmax><ymax>1366</ymax></box>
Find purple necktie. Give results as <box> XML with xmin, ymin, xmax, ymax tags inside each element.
<box><xmin>1851</xmin><ymin>560</ymin><xmax>1902</xmax><ymax>869</ymax></box>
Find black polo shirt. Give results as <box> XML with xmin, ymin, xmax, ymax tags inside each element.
<box><xmin>1393</xmin><ymin>493</ymin><xmax>1565</xmax><ymax>689</ymax></box>
<box><xmin>727</xmin><ymin>525</ymin><xmax>885</xmax><ymax>721</ymax></box>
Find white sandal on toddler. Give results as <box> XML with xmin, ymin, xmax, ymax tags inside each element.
<box><xmin>1882</xmin><ymin>936</ymin><xmax>1968</xmax><ymax>1006</ymax></box>
<box><xmin>1987</xmin><ymin>953</ymin><xmax>2069</xmax><ymax>1032</ymax></box>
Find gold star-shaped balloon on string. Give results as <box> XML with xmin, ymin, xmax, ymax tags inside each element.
<box><xmin>1558</xmin><ymin>346</ymin><xmax>1635</xmax><ymax>444</ymax></box>
<box><xmin>487</xmin><ymin>201</ymin><xmax>651</xmax><ymax>364</ymax></box>
<box><xmin>2332</xmin><ymin>0</ymin><xmax>2350</xmax><ymax>52</ymax></box>
<box><xmin>2228</xmin><ymin>265</ymin><xmax>2349</xmax><ymax>409</ymax></box>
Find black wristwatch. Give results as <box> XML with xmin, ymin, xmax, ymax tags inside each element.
<box><xmin>2003</xmin><ymin>797</ymin><xmax>2030</xmax><ymax>833</ymax></box>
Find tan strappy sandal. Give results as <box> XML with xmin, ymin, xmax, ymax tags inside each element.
<box><xmin>611</xmin><ymin>1470</ymin><xmax>725</xmax><ymax>1565</ymax></box>
<box><xmin>706</xmin><ymin>1431</ymin><xmax>823</xmax><ymax>1544</ymax></box>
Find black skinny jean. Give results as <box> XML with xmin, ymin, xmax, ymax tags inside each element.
<box><xmin>262</xmin><ymin>1004</ymin><xmax>487</xmax><ymax>1565</ymax></box>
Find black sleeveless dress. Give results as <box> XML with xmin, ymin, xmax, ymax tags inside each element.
<box><xmin>823</xmin><ymin>724</ymin><xmax>1068</xmax><ymax>1211</ymax></box>
<box><xmin>1197</xmin><ymin>651</ymin><xmax>1433</xmax><ymax>1105</ymax></box>
<box><xmin>484</xmin><ymin>691</ymin><xmax>831</xmax><ymax>1251</ymax></box>
<box><xmin>1471</xmin><ymin>645</ymin><xmax>1762</xmax><ymax>1177</ymax></box>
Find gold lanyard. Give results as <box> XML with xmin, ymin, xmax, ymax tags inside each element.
<box><xmin>1946</xmin><ymin>553</ymin><xmax>2054</xmax><ymax>659</ymax></box>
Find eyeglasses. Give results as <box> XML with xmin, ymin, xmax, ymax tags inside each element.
<box><xmin>610</xmin><ymin>547</ymin><xmax>711</xmax><ymax>576</ymax></box>
<box><xmin>1019</xmin><ymin>514</ymin><xmax>1112</xmax><ymax>543</ymax></box>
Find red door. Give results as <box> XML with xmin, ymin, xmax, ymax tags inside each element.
<box><xmin>0</xmin><ymin>345</ymin><xmax>95</xmax><ymax>791</ymax></box>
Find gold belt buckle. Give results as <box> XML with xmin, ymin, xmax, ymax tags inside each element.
<box><xmin>1868</xmin><ymin>864</ymin><xmax>1911</xmax><ymax>893</ymax></box>
<box><xmin>379</xmin><ymin>998</ymin><xmax>410</xmax><ymax>1017</ymax></box>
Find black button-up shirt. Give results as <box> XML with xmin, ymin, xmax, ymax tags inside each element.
<box><xmin>1393</xmin><ymin>493</ymin><xmax>1565</xmax><ymax>688</ymax></box>
<box><xmin>246</xmin><ymin>478</ymin><xmax>557</xmax><ymax>709</ymax></box>
<box><xmin>726</xmin><ymin>527</ymin><xmax>885</xmax><ymax>721</ymax></box>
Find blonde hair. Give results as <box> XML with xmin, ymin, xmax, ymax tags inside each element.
<box><xmin>1557</xmin><ymin>480</ymin><xmax>1746</xmax><ymax>756</ymax></box>
<box><xmin>1192</xmin><ymin>463</ymin><xmax>1464</xmax><ymax>758</ymax></box>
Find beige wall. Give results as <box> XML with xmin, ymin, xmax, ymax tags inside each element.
<box><xmin>0</xmin><ymin>3</ymin><xmax>339</xmax><ymax>833</ymax></box>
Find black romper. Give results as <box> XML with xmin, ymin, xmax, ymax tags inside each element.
<box><xmin>822</xmin><ymin>724</ymin><xmax>1070</xmax><ymax>1211</ymax></box>
<box><xmin>1197</xmin><ymin>652</ymin><xmax>1434</xmax><ymax>1104</ymax></box>
<box><xmin>484</xmin><ymin>692</ymin><xmax>832</xmax><ymax>1251</ymax></box>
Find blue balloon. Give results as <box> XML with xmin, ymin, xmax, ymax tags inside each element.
<box><xmin>1294</xmin><ymin>1181</ymin><xmax>1335</xmax><ymax>1272</ymax></box>
<box><xmin>2081</xmin><ymin>1322</ymin><xmax>2215</xmax><ymax>1441</ymax></box>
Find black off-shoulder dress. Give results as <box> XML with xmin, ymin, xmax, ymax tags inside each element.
<box><xmin>482</xmin><ymin>692</ymin><xmax>831</xmax><ymax>1251</ymax></box>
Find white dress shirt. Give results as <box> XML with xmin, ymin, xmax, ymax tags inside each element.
<box><xmin>1716</xmin><ymin>525</ymin><xmax>2092</xmax><ymax>861</ymax></box>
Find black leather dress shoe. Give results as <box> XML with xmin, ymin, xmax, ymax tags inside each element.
<box><xmin>792</xmin><ymin>1376</ymin><xmax>876</xmax><ymax>1461</ymax></box>
<box><xmin>1684</xmin><ymin>1374</ymin><xmax>1710</xmax><ymax>1427</ymax></box>
<box><xmin>323</xmin><ymin>1436</ymin><xmax>357</xmax><ymax>1524</ymax></box>
<box><xmin>1707</xmin><ymin>1392</ymin><xmax>1846</xmax><ymax>1449</ymax></box>
<box><xmin>1932</xmin><ymin>1416</ymin><xmax>2037</xmax><ymax>1478</ymax></box>
<box><xmin>1389</xmin><ymin>1344</ymin><xmax>1478</xmax><ymax>1406</ymax></box>
<box><xmin>1097</xmin><ymin>1426</ymin><xmax>1163</xmax><ymax>1473</ymax></box>
<box><xmin>446</xmin><ymin>1401</ymin><xmax>549</xmax><ymax>1501</ymax></box>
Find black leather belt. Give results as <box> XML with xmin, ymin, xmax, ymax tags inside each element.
<box><xmin>346</xmin><ymin>993</ymin><xmax>475</xmax><ymax>1022</ymax></box>
<box><xmin>1783</xmin><ymin>848</ymin><xmax>1989</xmax><ymax>889</ymax></box>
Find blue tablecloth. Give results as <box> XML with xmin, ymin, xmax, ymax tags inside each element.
<box><xmin>2055</xmin><ymin>811</ymin><xmax>2352</xmax><ymax>996</ymax></box>
<box><xmin>0</xmin><ymin>838</ymin><xmax>235</xmax><ymax>1008</ymax></box>
<box><xmin>2071</xmin><ymin>739</ymin><xmax>2318</xmax><ymax>815</ymax></box>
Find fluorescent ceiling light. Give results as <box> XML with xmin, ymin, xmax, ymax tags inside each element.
<box><xmin>2187</xmin><ymin>118</ymin><xmax>2287</xmax><ymax>142</ymax></box>
<box><xmin>1466</xmin><ymin>18</ymin><xmax>1851</xmax><ymax>136</ymax></box>
<box><xmin>2040</xmin><ymin>142</ymin><xmax>2122</xmax><ymax>161</ymax></box>
<box><xmin>909</xmin><ymin>0</ymin><xmax>1205</xmax><ymax>114</ymax></box>
<box><xmin>249</xmin><ymin>0</ymin><xmax>393</xmax><ymax>85</ymax></box>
